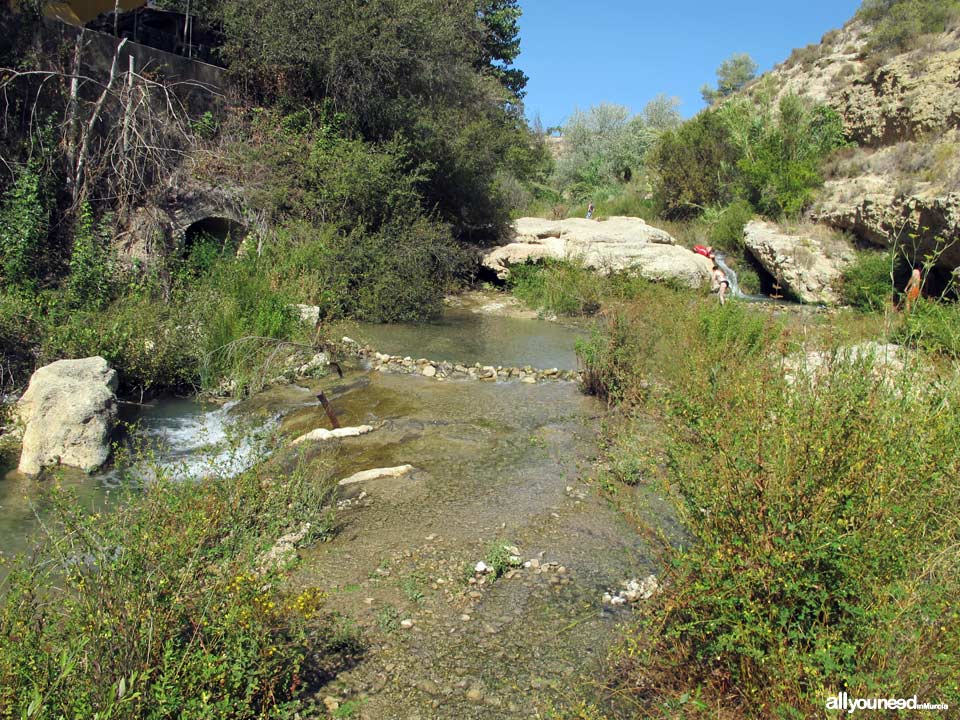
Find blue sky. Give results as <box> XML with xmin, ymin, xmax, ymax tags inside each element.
<box><xmin>517</xmin><ymin>0</ymin><xmax>862</xmax><ymax>128</ymax></box>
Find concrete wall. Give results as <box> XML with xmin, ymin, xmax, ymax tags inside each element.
<box><xmin>45</xmin><ymin>18</ymin><xmax>227</xmax><ymax>115</ymax></box>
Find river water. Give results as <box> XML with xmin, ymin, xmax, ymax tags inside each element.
<box><xmin>0</xmin><ymin>299</ymin><xmax>590</xmax><ymax>560</ymax></box>
<box><xmin>0</xmin><ymin>295</ymin><xmax>655</xmax><ymax>716</ymax></box>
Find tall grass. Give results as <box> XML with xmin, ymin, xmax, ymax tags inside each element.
<box><xmin>0</xmin><ymin>444</ymin><xmax>357</xmax><ymax>718</ymax></box>
<box><xmin>576</xmin><ymin>287</ymin><xmax>960</xmax><ymax>717</ymax></box>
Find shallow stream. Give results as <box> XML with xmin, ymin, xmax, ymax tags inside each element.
<box><xmin>0</xmin><ymin>292</ymin><xmax>659</xmax><ymax>717</ymax></box>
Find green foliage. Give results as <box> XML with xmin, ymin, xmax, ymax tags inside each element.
<box><xmin>67</xmin><ymin>202</ymin><xmax>115</xmax><ymax>308</ymax></box>
<box><xmin>579</xmin><ymin>288</ymin><xmax>960</xmax><ymax>717</ymax></box>
<box><xmin>894</xmin><ymin>297</ymin><xmax>960</xmax><ymax>356</ymax></box>
<box><xmin>0</xmin><ymin>162</ymin><xmax>51</xmax><ymax>288</ymax></box>
<box><xmin>484</xmin><ymin>541</ymin><xmax>522</xmax><ymax>580</ymax></box>
<box><xmin>475</xmin><ymin>0</ymin><xmax>528</xmax><ymax>97</ymax></box>
<box><xmin>838</xmin><ymin>251</ymin><xmax>894</xmax><ymax>311</ymax></box>
<box><xmin>652</xmin><ymin>95</ymin><xmax>846</xmax><ymax>220</ymax></box>
<box><xmin>217</xmin><ymin>0</ymin><xmax>532</xmax><ymax>241</ymax></box>
<box><xmin>507</xmin><ymin>260</ymin><xmax>605</xmax><ymax>316</ymax></box>
<box><xmin>650</xmin><ymin>109</ymin><xmax>738</xmax><ymax>219</ymax></box>
<box><xmin>0</xmin><ymin>451</ymin><xmax>356</xmax><ymax>718</ymax></box>
<box><xmin>701</xmin><ymin>52</ymin><xmax>758</xmax><ymax>104</ymax></box>
<box><xmin>858</xmin><ymin>0</ymin><xmax>960</xmax><ymax>50</ymax></box>
<box><xmin>641</xmin><ymin>94</ymin><xmax>682</xmax><ymax>132</ymax></box>
<box><xmin>554</xmin><ymin>104</ymin><xmax>657</xmax><ymax>198</ymax></box>
<box><xmin>730</xmin><ymin>96</ymin><xmax>848</xmax><ymax>217</ymax></box>
<box><xmin>705</xmin><ymin>200</ymin><xmax>754</xmax><ymax>250</ymax></box>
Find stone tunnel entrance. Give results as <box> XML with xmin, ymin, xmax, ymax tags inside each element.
<box><xmin>181</xmin><ymin>216</ymin><xmax>248</xmax><ymax>270</ymax></box>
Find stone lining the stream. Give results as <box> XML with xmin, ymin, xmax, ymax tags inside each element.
<box><xmin>340</xmin><ymin>337</ymin><xmax>583</xmax><ymax>384</ymax></box>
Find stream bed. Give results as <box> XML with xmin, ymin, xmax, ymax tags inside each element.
<box><xmin>0</xmin><ymin>292</ymin><xmax>662</xmax><ymax>717</ymax></box>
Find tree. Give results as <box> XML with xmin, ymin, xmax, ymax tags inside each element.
<box><xmin>642</xmin><ymin>93</ymin><xmax>682</xmax><ymax>131</ymax></box>
<box><xmin>555</xmin><ymin>104</ymin><xmax>656</xmax><ymax>191</ymax></box>
<box><xmin>701</xmin><ymin>52</ymin><xmax>758</xmax><ymax>104</ymax></box>
<box><xmin>650</xmin><ymin>109</ymin><xmax>738</xmax><ymax>218</ymax></box>
<box><xmin>475</xmin><ymin>0</ymin><xmax>528</xmax><ymax>98</ymax></box>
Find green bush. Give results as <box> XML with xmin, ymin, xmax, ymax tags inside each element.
<box><xmin>838</xmin><ymin>251</ymin><xmax>894</xmax><ymax>311</ymax></box>
<box><xmin>507</xmin><ymin>260</ymin><xmax>606</xmax><ymax>316</ymax></box>
<box><xmin>0</xmin><ymin>162</ymin><xmax>51</xmax><ymax>289</ymax></box>
<box><xmin>0</xmin><ymin>450</ymin><xmax>357</xmax><ymax>718</ymax></box>
<box><xmin>40</xmin><ymin>296</ymin><xmax>199</xmax><ymax>396</ymax></box>
<box><xmin>894</xmin><ymin>297</ymin><xmax>960</xmax><ymax>357</ymax></box>
<box><xmin>579</xmin><ymin>290</ymin><xmax>960</xmax><ymax>717</ymax></box>
<box><xmin>858</xmin><ymin>0</ymin><xmax>960</xmax><ymax>50</ymax></box>
<box><xmin>731</xmin><ymin>96</ymin><xmax>847</xmax><ymax>217</ymax></box>
<box><xmin>67</xmin><ymin>202</ymin><xmax>116</xmax><ymax>308</ymax></box>
<box><xmin>706</xmin><ymin>200</ymin><xmax>754</xmax><ymax>250</ymax></box>
<box><xmin>650</xmin><ymin>109</ymin><xmax>738</xmax><ymax>219</ymax></box>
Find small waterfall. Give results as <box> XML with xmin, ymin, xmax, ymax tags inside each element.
<box><xmin>714</xmin><ymin>253</ymin><xmax>743</xmax><ymax>297</ymax></box>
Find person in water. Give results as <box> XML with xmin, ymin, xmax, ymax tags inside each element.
<box><xmin>904</xmin><ymin>267</ymin><xmax>922</xmax><ymax>311</ymax></box>
<box><xmin>586</xmin><ymin>201</ymin><xmax>595</xmax><ymax>219</ymax></box>
<box><xmin>712</xmin><ymin>264</ymin><xmax>729</xmax><ymax>305</ymax></box>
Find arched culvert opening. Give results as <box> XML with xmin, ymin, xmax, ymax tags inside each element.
<box><xmin>181</xmin><ymin>216</ymin><xmax>248</xmax><ymax>273</ymax></box>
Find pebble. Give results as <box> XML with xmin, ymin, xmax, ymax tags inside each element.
<box><xmin>417</xmin><ymin>679</ymin><xmax>439</xmax><ymax>695</ymax></box>
<box><xmin>400</xmin><ymin>619</ymin><xmax>414</xmax><ymax>629</ymax></box>
<box><xmin>466</xmin><ymin>687</ymin><xmax>484</xmax><ymax>702</ymax></box>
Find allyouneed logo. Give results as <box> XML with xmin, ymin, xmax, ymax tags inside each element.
<box><xmin>826</xmin><ymin>692</ymin><xmax>949</xmax><ymax>714</ymax></box>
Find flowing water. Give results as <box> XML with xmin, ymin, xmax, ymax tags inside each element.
<box><xmin>0</xmin><ymin>293</ymin><xmax>662</xmax><ymax>716</ymax></box>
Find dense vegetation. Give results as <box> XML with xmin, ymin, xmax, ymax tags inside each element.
<box><xmin>0</xmin><ymin>0</ymin><xmax>545</xmax><ymax>402</ymax></box>
<box><xmin>514</xmin><ymin>275</ymin><xmax>959</xmax><ymax>718</ymax></box>
<box><xmin>0</xmin><ymin>442</ymin><xmax>359</xmax><ymax>718</ymax></box>
<box><xmin>858</xmin><ymin>0</ymin><xmax>960</xmax><ymax>50</ymax></box>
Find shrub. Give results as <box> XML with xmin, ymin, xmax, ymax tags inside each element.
<box><xmin>67</xmin><ymin>202</ymin><xmax>116</xmax><ymax>308</ymax></box>
<box><xmin>651</xmin><ymin>109</ymin><xmax>738</xmax><ymax>219</ymax></box>
<box><xmin>858</xmin><ymin>0</ymin><xmax>960</xmax><ymax>50</ymax></box>
<box><xmin>894</xmin><ymin>297</ymin><xmax>960</xmax><ymax>357</ymax></box>
<box><xmin>838</xmin><ymin>250</ymin><xmax>895</xmax><ymax>311</ymax></box>
<box><xmin>0</xmin><ymin>162</ymin><xmax>51</xmax><ymax>289</ymax></box>
<box><xmin>579</xmin><ymin>290</ymin><xmax>960</xmax><ymax>717</ymax></box>
<box><xmin>507</xmin><ymin>260</ymin><xmax>606</xmax><ymax>316</ymax></box>
<box><xmin>0</xmin><ymin>450</ymin><xmax>357</xmax><ymax>718</ymax></box>
<box><xmin>730</xmin><ymin>96</ymin><xmax>848</xmax><ymax>217</ymax></box>
<box><xmin>706</xmin><ymin>200</ymin><xmax>754</xmax><ymax>251</ymax></box>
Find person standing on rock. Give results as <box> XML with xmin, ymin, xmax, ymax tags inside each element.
<box><xmin>586</xmin><ymin>202</ymin><xmax>595</xmax><ymax>220</ymax></box>
<box><xmin>904</xmin><ymin>267</ymin><xmax>922</xmax><ymax>311</ymax></box>
<box><xmin>712</xmin><ymin>264</ymin><xmax>729</xmax><ymax>306</ymax></box>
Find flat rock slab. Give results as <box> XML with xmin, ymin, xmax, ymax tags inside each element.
<box><xmin>291</xmin><ymin>425</ymin><xmax>375</xmax><ymax>445</ymax></box>
<box><xmin>482</xmin><ymin>216</ymin><xmax>712</xmax><ymax>288</ymax></box>
<box><xmin>338</xmin><ymin>465</ymin><xmax>415</xmax><ymax>486</ymax></box>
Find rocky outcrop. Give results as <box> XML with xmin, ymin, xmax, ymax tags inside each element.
<box><xmin>482</xmin><ymin>217</ymin><xmax>713</xmax><ymax>288</ymax></box>
<box><xmin>814</xmin><ymin>182</ymin><xmax>960</xmax><ymax>273</ymax></box>
<box><xmin>765</xmin><ymin>22</ymin><xmax>960</xmax><ymax>147</ymax></box>
<box><xmin>17</xmin><ymin>357</ymin><xmax>118</xmax><ymax>476</ymax></box>
<box><xmin>836</xmin><ymin>45</ymin><xmax>960</xmax><ymax>147</ymax></box>
<box><xmin>744</xmin><ymin>220</ymin><xmax>855</xmax><ymax>304</ymax></box>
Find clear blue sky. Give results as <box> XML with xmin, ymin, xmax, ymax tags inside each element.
<box><xmin>517</xmin><ymin>0</ymin><xmax>862</xmax><ymax>128</ymax></box>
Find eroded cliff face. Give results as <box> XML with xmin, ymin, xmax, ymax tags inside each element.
<box><xmin>766</xmin><ymin>22</ymin><xmax>960</xmax><ymax>146</ymax></box>
<box><xmin>759</xmin><ymin>21</ymin><xmax>960</xmax><ymax>274</ymax></box>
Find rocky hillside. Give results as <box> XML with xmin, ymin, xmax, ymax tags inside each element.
<box><xmin>759</xmin><ymin>15</ymin><xmax>960</xmax><ymax>282</ymax></box>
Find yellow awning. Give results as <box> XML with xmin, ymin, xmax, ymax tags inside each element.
<box><xmin>43</xmin><ymin>0</ymin><xmax>147</xmax><ymax>27</ymax></box>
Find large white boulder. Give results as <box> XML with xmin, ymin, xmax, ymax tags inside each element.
<box><xmin>17</xmin><ymin>357</ymin><xmax>119</xmax><ymax>476</ymax></box>
<box><xmin>743</xmin><ymin>220</ymin><xmax>854</xmax><ymax>304</ymax></box>
<box><xmin>482</xmin><ymin>216</ymin><xmax>713</xmax><ymax>288</ymax></box>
